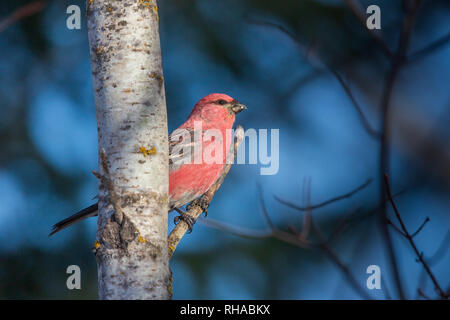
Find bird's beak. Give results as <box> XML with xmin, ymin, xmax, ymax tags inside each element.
<box><xmin>230</xmin><ymin>101</ymin><xmax>247</xmax><ymax>114</ymax></box>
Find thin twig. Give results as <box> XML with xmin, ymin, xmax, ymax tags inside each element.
<box><xmin>246</xmin><ymin>18</ymin><xmax>303</xmax><ymax>51</ymax></box>
<box><xmin>167</xmin><ymin>126</ymin><xmax>245</xmax><ymax>257</ymax></box>
<box><xmin>384</xmin><ymin>174</ymin><xmax>447</xmax><ymax>299</ymax></box>
<box><xmin>312</xmin><ymin>221</ymin><xmax>373</xmax><ymax>299</ymax></box>
<box><xmin>417</xmin><ymin>288</ymin><xmax>431</xmax><ymax>300</ymax></box>
<box><xmin>386</xmin><ymin>218</ymin><xmax>407</xmax><ymax>238</ymax></box>
<box><xmin>258</xmin><ymin>185</ymin><xmax>310</xmax><ymax>248</ymax></box>
<box><xmin>407</xmin><ymin>32</ymin><xmax>450</xmax><ymax>63</ymax></box>
<box><xmin>205</xmin><ymin>178</ymin><xmax>374</xmax><ymax>299</ymax></box>
<box><xmin>0</xmin><ymin>1</ymin><xmax>47</xmax><ymax>33</ymax></box>
<box><xmin>300</xmin><ymin>177</ymin><xmax>312</xmax><ymax>240</ymax></box>
<box><xmin>258</xmin><ymin>184</ymin><xmax>276</xmax><ymax>232</ymax></box>
<box><xmin>300</xmin><ymin>178</ymin><xmax>373</xmax><ymax>300</ymax></box>
<box><xmin>198</xmin><ymin>217</ymin><xmax>273</xmax><ymax>239</ymax></box>
<box><xmin>275</xmin><ymin>178</ymin><xmax>372</xmax><ymax>211</ymax></box>
<box><xmin>415</xmin><ymin>230</ymin><xmax>450</xmax><ymax>299</ymax></box>
<box><xmin>331</xmin><ymin>70</ymin><xmax>381</xmax><ymax>138</ymax></box>
<box><xmin>247</xmin><ymin>17</ymin><xmax>378</xmax><ymax>139</ymax></box>
<box><xmin>377</xmin><ymin>0</ymin><xmax>422</xmax><ymax>300</ymax></box>
<box><xmin>411</xmin><ymin>217</ymin><xmax>430</xmax><ymax>238</ymax></box>
<box><xmin>281</xmin><ymin>178</ymin><xmax>373</xmax><ymax>299</ymax></box>
<box><xmin>323</xmin><ymin>207</ymin><xmax>360</xmax><ymax>245</ymax></box>
<box><xmin>200</xmin><ymin>216</ymin><xmax>310</xmax><ymax>249</ymax></box>
<box><xmin>324</xmin><ymin>189</ymin><xmax>407</xmax><ymax>245</ymax></box>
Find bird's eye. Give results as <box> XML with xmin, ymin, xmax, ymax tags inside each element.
<box><xmin>216</xmin><ymin>99</ymin><xmax>227</xmax><ymax>105</ymax></box>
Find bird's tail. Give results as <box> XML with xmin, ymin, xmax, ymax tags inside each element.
<box><xmin>49</xmin><ymin>203</ymin><xmax>99</xmax><ymax>236</ymax></box>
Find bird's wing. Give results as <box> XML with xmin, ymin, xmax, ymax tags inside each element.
<box><xmin>169</xmin><ymin>127</ymin><xmax>201</xmax><ymax>172</ymax></box>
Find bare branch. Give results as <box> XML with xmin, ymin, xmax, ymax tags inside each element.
<box><xmin>415</xmin><ymin>230</ymin><xmax>450</xmax><ymax>299</ymax></box>
<box><xmin>417</xmin><ymin>288</ymin><xmax>431</xmax><ymax>300</ymax></box>
<box><xmin>386</xmin><ymin>218</ymin><xmax>407</xmax><ymax>238</ymax></box>
<box><xmin>275</xmin><ymin>178</ymin><xmax>372</xmax><ymax>211</ymax></box>
<box><xmin>259</xmin><ymin>183</ymin><xmax>311</xmax><ymax>248</ymax></box>
<box><xmin>411</xmin><ymin>217</ymin><xmax>430</xmax><ymax>238</ymax></box>
<box><xmin>282</xmin><ymin>178</ymin><xmax>373</xmax><ymax>299</ymax></box>
<box><xmin>407</xmin><ymin>32</ymin><xmax>450</xmax><ymax>63</ymax></box>
<box><xmin>205</xmin><ymin>178</ymin><xmax>376</xmax><ymax>299</ymax></box>
<box><xmin>0</xmin><ymin>1</ymin><xmax>47</xmax><ymax>33</ymax></box>
<box><xmin>322</xmin><ymin>207</ymin><xmax>360</xmax><ymax>245</ymax></box>
<box><xmin>258</xmin><ymin>184</ymin><xmax>277</xmax><ymax>232</ymax></box>
<box><xmin>377</xmin><ymin>0</ymin><xmax>422</xmax><ymax>300</ymax></box>
<box><xmin>199</xmin><ymin>217</ymin><xmax>273</xmax><ymax>239</ymax></box>
<box><xmin>331</xmin><ymin>70</ymin><xmax>381</xmax><ymax>138</ymax></box>
<box><xmin>247</xmin><ymin>18</ymin><xmax>378</xmax><ymax>139</ymax></box>
<box><xmin>384</xmin><ymin>174</ymin><xmax>447</xmax><ymax>299</ymax></box>
<box><xmin>323</xmin><ymin>188</ymin><xmax>407</xmax><ymax>245</ymax></box>
<box><xmin>312</xmin><ymin>220</ymin><xmax>373</xmax><ymax>299</ymax></box>
<box><xmin>300</xmin><ymin>178</ymin><xmax>373</xmax><ymax>300</ymax></box>
<box><xmin>246</xmin><ymin>18</ymin><xmax>303</xmax><ymax>51</ymax></box>
<box><xmin>299</xmin><ymin>177</ymin><xmax>312</xmax><ymax>240</ymax></box>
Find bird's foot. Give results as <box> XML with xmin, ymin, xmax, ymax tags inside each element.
<box><xmin>173</xmin><ymin>208</ymin><xmax>195</xmax><ymax>234</ymax></box>
<box><xmin>186</xmin><ymin>198</ymin><xmax>209</xmax><ymax>217</ymax></box>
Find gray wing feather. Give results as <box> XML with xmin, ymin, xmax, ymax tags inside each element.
<box><xmin>169</xmin><ymin>128</ymin><xmax>201</xmax><ymax>172</ymax></box>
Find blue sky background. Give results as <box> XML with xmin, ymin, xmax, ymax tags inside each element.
<box><xmin>0</xmin><ymin>0</ymin><xmax>449</xmax><ymax>299</ymax></box>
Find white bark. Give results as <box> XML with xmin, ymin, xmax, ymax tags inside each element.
<box><xmin>86</xmin><ymin>0</ymin><xmax>170</xmax><ymax>299</ymax></box>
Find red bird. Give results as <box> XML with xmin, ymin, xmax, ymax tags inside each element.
<box><xmin>49</xmin><ymin>93</ymin><xmax>246</xmax><ymax>235</ymax></box>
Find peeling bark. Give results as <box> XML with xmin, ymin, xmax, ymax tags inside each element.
<box><xmin>86</xmin><ymin>0</ymin><xmax>170</xmax><ymax>299</ymax></box>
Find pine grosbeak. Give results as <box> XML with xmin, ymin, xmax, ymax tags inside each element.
<box><xmin>50</xmin><ymin>93</ymin><xmax>246</xmax><ymax>235</ymax></box>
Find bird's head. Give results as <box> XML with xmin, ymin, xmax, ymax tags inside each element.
<box><xmin>195</xmin><ymin>93</ymin><xmax>247</xmax><ymax>117</ymax></box>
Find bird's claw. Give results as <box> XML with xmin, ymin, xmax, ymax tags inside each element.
<box><xmin>174</xmin><ymin>209</ymin><xmax>195</xmax><ymax>234</ymax></box>
<box><xmin>187</xmin><ymin>198</ymin><xmax>209</xmax><ymax>217</ymax></box>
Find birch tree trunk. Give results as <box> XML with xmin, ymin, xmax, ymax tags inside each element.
<box><xmin>86</xmin><ymin>0</ymin><xmax>171</xmax><ymax>299</ymax></box>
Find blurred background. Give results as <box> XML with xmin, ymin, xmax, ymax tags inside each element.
<box><xmin>0</xmin><ymin>0</ymin><xmax>449</xmax><ymax>299</ymax></box>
